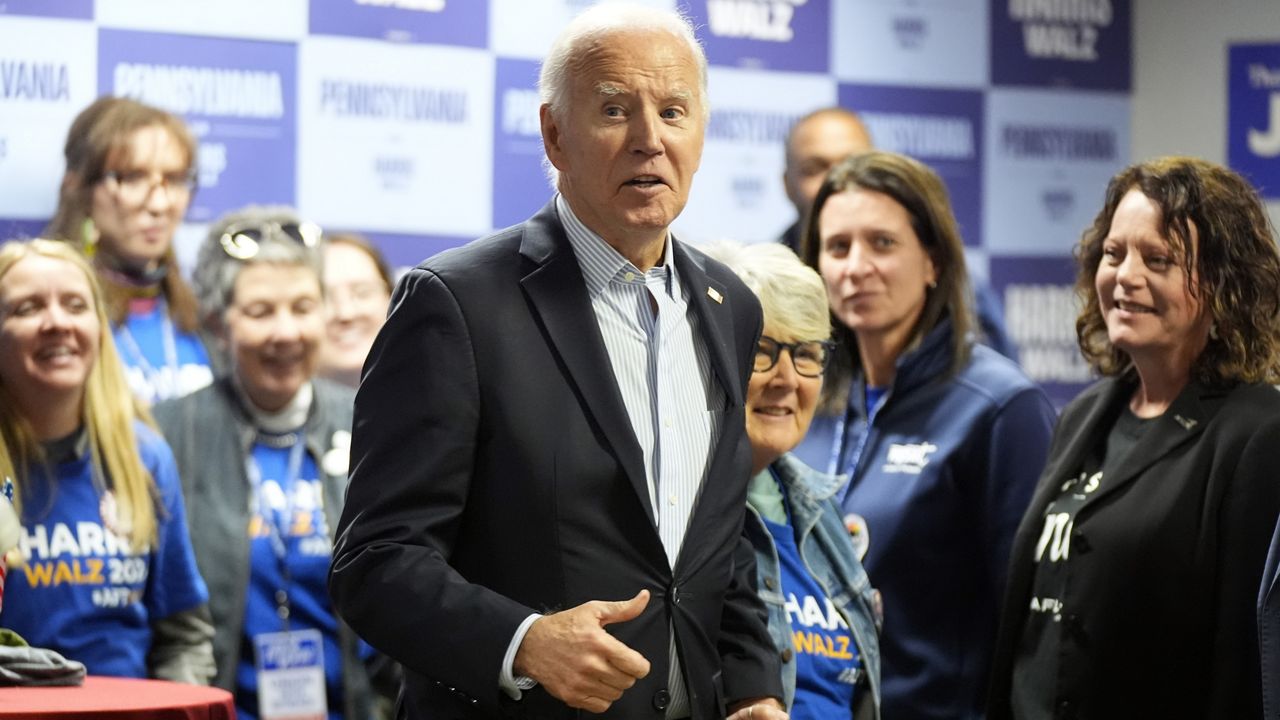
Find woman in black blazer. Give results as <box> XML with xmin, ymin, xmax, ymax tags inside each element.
<box><xmin>988</xmin><ymin>157</ymin><xmax>1280</xmax><ymax>720</ymax></box>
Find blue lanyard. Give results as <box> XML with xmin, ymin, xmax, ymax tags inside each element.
<box><xmin>115</xmin><ymin>297</ymin><xmax>180</xmax><ymax>389</ymax></box>
<box><xmin>245</xmin><ymin>437</ymin><xmax>307</xmax><ymax>630</ymax></box>
<box><xmin>827</xmin><ymin>382</ymin><xmax>888</xmax><ymax>504</ymax></box>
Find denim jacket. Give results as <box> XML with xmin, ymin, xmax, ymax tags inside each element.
<box><xmin>743</xmin><ymin>453</ymin><xmax>881</xmax><ymax>719</ymax></box>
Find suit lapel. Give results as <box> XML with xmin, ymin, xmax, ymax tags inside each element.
<box><xmin>1082</xmin><ymin>379</ymin><xmax>1219</xmax><ymax>512</ymax></box>
<box><xmin>673</xmin><ymin>241</ymin><xmax>742</xmax><ymax>408</ymax></box>
<box><xmin>518</xmin><ymin>203</ymin><xmax>654</xmax><ymax>525</ymax></box>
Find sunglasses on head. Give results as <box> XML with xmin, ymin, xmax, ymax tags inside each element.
<box><xmin>219</xmin><ymin>220</ymin><xmax>322</xmax><ymax>260</ymax></box>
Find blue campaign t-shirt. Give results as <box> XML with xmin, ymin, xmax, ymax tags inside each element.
<box><xmin>764</xmin><ymin>516</ymin><xmax>861</xmax><ymax>719</ymax></box>
<box><xmin>2</xmin><ymin>423</ymin><xmax>209</xmax><ymax>677</ymax></box>
<box><xmin>114</xmin><ymin>298</ymin><xmax>213</xmax><ymax>405</ymax></box>
<box><xmin>236</xmin><ymin>439</ymin><xmax>344</xmax><ymax>720</ymax></box>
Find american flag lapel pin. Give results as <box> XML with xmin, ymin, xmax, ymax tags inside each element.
<box><xmin>707</xmin><ymin>287</ymin><xmax>723</xmax><ymax>304</ymax></box>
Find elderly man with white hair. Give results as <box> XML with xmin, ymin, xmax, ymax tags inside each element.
<box><xmin>329</xmin><ymin>4</ymin><xmax>786</xmax><ymax>719</ymax></box>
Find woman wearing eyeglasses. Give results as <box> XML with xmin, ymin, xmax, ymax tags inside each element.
<box><xmin>793</xmin><ymin>152</ymin><xmax>1056</xmax><ymax>720</ymax></box>
<box><xmin>46</xmin><ymin>96</ymin><xmax>212</xmax><ymax>406</ymax></box>
<box><xmin>707</xmin><ymin>241</ymin><xmax>881</xmax><ymax>720</ymax></box>
<box><xmin>154</xmin><ymin>207</ymin><xmax>390</xmax><ymax>719</ymax></box>
<box><xmin>0</xmin><ymin>238</ymin><xmax>213</xmax><ymax>683</ymax></box>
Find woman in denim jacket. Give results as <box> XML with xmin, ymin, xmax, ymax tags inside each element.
<box><xmin>708</xmin><ymin>242</ymin><xmax>881</xmax><ymax>720</ymax></box>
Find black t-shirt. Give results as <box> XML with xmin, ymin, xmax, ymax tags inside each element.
<box><xmin>1009</xmin><ymin>407</ymin><xmax>1154</xmax><ymax>718</ymax></box>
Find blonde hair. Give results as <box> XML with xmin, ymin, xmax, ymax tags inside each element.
<box><xmin>702</xmin><ymin>241</ymin><xmax>831</xmax><ymax>342</ymax></box>
<box><xmin>0</xmin><ymin>239</ymin><xmax>158</xmax><ymax>551</ymax></box>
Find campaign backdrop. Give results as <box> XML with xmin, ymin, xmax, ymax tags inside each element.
<box><xmin>0</xmin><ymin>0</ymin><xmax>1136</xmax><ymax>405</ymax></box>
<box><xmin>1229</xmin><ymin>42</ymin><xmax>1280</xmax><ymax>199</ymax></box>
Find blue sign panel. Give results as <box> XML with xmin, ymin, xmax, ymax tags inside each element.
<box><xmin>839</xmin><ymin>83</ymin><xmax>984</xmax><ymax>246</ymax></box>
<box><xmin>98</xmin><ymin>29</ymin><xmax>298</xmax><ymax>223</ymax></box>
<box><xmin>1228</xmin><ymin>43</ymin><xmax>1280</xmax><ymax>199</ymax></box>
<box><xmin>991</xmin><ymin>0</ymin><xmax>1131</xmax><ymax>90</ymax></box>
<box><xmin>309</xmin><ymin>0</ymin><xmax>487</xmax><ymax>47</ymax></box>
<box><xmin>491</xmin><ymin>58</ymin><xmax>549</xmax><ymax>231</ymax></box>
<box><xmin>990</xmin><ymin>254</ymin><xmax>1092</xmax><ymax>409</ymax></box>
<box><xmin>0</xmin><ymin>0</ymin><xmax>93</xmax><ymax>19</ymax></box>
<box><xmin>684</xmin><ymin>0</ymin><xmax>829</xmax><ymax>73</ymax></box>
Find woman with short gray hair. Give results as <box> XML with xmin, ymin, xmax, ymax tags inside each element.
<box><xmin>705</xmin><ymin>240</ymin><xmax>882</xmax><ymax>720</ymax></box>
<box><xmin>155</xmin><ymin>205</ymin><xmax>392</xmax><ymax>719</ymax></box>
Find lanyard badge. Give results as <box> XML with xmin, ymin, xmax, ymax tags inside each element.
<box><xmin>253</xmin><ymin>629</ymin><xmax>327</xmax><ymax>720</ymax></box>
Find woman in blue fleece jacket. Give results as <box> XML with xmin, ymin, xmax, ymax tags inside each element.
<box><xmin>792</xmin><ymin>151</ymin><xmax>1056</xmax><ymax>720</ymax></box>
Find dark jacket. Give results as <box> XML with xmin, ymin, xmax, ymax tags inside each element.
<box><xmin>329</xmin><ymin>200</ymin><xmax>782</xmax><ymax>719</ymax></box>
<box><xmin>155</xmin><ymin>377</ymin><xmax>378</xmax><ymax>719</ymax></box>
<box><xmin>1262</xmin><ymin>517</ymin><xmax>1280</xmax><ymax>720</ymax></box>
<box><xmin>989</xmin><ymin>377</ymin><xmax>1280</xmax><ymax>719</ymax></box>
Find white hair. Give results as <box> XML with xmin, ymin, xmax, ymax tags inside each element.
<box><xmin>538</xmin><ymin>2</ymin><xmax>709</xmax><ymax>188</ymax></box>
<box><xmin>701</xmin><ymin>241</ymin><xmax>831</xmax><ymax>342</ymax></box>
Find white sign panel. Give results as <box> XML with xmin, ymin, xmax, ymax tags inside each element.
<box><xmin>676</xmin><ymin>67</ymin><xmax>835</xmax><ymax>245</ymax></box>
<box><xmin>488</xmin><ymin>0</ymin><xmax>675</xmax><ymax>60</ymax></box>
<box><xmin>0</xmin><ymin>16</ymin><xmax>97</xmax><ymax>220</ymax></box>
<box><xmin>96</xmin><ymin>0</ymin><xmax>308</xmax><ymax>41</ymax></box>
<box><xmin>297</xmin><ymin>36</ymin><xmax>494</xmax><ymax>236</ymax></box>
<box><xmin>983</xmin><ymin>88</ymin><xmax>1129</xmax><ymax>256</ymax></box>
<box><xmin>833</xmin><ymin>0</ymin><xmax>987</xmax><ymax>88</ymax></box>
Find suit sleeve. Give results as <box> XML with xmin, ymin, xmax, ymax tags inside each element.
<box><xmin>1206</xmin><ymin>413</ymin><xmax>1280</xmax><ymax>717</ymax></box>
<box><xmin>328</xmin><ymin>267</ymin><xmax>533</xmax><ymax>704</ymax></box>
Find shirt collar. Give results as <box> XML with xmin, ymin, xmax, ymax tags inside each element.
<box><xmin>556</xmin><ymin>194</ymin><xmax>679</xmax><ymax>300</ymax></box>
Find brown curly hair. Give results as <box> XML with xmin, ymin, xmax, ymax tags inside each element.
<box><xmin>1076</xmin><ymin>156</ymin><xmax>1280</xmax><ymax>384</ymax></box>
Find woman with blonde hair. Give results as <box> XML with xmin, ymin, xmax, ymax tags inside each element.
<box><xmin>707</xmin><ymin>240</ymin><xmax>882</xmax><ymax>720</ymax></box>
<box><xmin>46</xmin><ymin>96</ymin><xmax>212</xmax><ymax>405</ymax></box>
<box><xmin>0</xmin><ymin>238</ymin><xmax>212</xmax><ymax>682</ymax></box>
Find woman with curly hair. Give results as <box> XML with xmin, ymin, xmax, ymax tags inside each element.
<box><xmin>988</xmin><ymin>157</ymin><xmax>1280</xmax><ymax>719</ymax></box>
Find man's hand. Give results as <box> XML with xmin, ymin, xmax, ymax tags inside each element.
<box><xmin>726</xmin><ymin>697</ymin><xmax>788</xmax><ymax>720</ymax></box>
<box><xmin>513</xmin><ymin>589</ymin><xmax>652</xmax><ymax>713</ymax></box>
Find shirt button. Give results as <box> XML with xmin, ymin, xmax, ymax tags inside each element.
<box><xmin>623</xmin><ymin>271</ymin><xmax>635</xmax><ymax>282</ymax></box>
<box><xmin>763</xmin><ymin>577</ymin><xmax>777</xmax><ymax>590</ymax></box>
<box><xmin>668</xmin><ymin>494</ymin><xmax>678</xmax><ymax>506</ymax></box>
<box><xmin>780</xmin><ymin>648</ymin><xmax>793</xmax><ymax>663</ymax></box>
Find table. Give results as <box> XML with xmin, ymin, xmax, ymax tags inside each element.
<box><xmin>0</xmin><ymin>676</ymin><xmax>236</xmax><ymax>719</ymax></box>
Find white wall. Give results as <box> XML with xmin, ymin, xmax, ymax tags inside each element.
<box><xmin>1132</xmin><ymin>0</ymin><xmax>1280</xmax><ymax>228</ymax></box>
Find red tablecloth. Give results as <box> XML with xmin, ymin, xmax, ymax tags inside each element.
<box><xmin>0</xmin><ymin>676</ymin><xmax>236</xmax><ymax>719</ymax></box>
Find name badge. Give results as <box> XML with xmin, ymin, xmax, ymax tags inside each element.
<box><xmin>254</xmin><ymin>629</ymin><xmax>327</xmax><ymax>720</ymax></box>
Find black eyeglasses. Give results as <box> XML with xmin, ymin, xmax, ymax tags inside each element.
<box><xmin>102</xmin><ymin>169</ymin><xmax>197</xmax><ymax>206</ymax></box>
<box><xmin>219</xmin><ymin>220</ymin><xmax>322</xmax><ymax>260</ymax></box>
<box><xmin>754</xmin><ymin>336</ymin><xmax>834</xmax><ymax>378</ymax></box>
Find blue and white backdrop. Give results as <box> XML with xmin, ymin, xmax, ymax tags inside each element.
<box><xmin>0</xmin><ymin>0</ymin><xmax>1135</xmax><ymax>405</ymax></box>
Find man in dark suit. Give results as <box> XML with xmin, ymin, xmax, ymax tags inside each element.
<box><xmin>328</xmin><ymin>4</ymin><xmax>785</xmax><ymax>719</ymax></box>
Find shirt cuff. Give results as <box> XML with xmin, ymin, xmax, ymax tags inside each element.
<box><xmin>499</xmin><ymin>613</ymin><xmax>542</xmax><ymax>700</ymax></box>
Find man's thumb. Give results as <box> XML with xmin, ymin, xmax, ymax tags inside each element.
<box><xmin>599</xmin><ymin>589</ymin><xmax>650</xmax><ymax>626</ymax></box>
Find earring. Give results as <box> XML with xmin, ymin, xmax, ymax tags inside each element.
<box><xmin>928</xmin><ymin>280</ymin><xmax>938</xmax><ymax>290</ymax></box>
<box><xmin>1209</xmin><ymin>322</ymin><xmax>1219</xmax><ymax>341</ymax></box>
<box><xmin>81</xmin><ymin>218</ymin><xmax>99</xmax><ymax>258</ymax></box>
